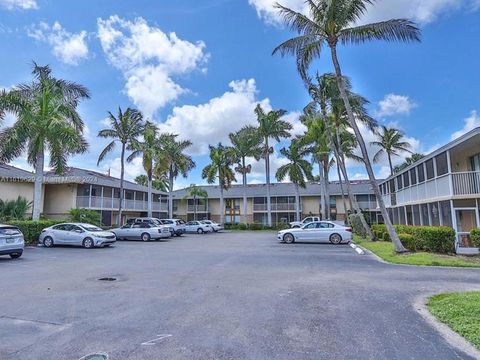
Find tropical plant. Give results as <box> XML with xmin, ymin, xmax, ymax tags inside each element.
<box><xmin>202</xmin><ymin>143</ymin><xmax>236</xmax><ymax>225</ymax></box>
<box><xmin>134</xmin><ymin>175</ymin><xmax>169</xmax><ymax>192</ymax></box>
<box><xmin>68</xmin><ymin>208</ymin><xmax>102</xmax><ymax>226</ymax></box>
<box><xmin>394</xmin><ymin>153</ymin><xmax>424</xmax><ymax>173</ymax></box>
<box><xmin>228</xmin><ymin>126</ymin><xmax>263</xmax><ymax>224</ymax></box>
<box><xmin>0</xmin><ymin>196</ymin><xmax>31</xmax><ymax>221</ymax></box>
<box><xmin>273</xmin><ymin>0</ymin><xmax>420</xmax><ymax>251</ymax></box>
<box><xmin>128</xmin><ymin>121</ymin><xmax>160</xmax><ymax>217</ymax></box>
<box><xmin>97</xmin><ymin>107</ymin><xmax>144</xmax><ymax>224</ymax></box>
<box><xmin>255</xmin><ymin>104</ymin><xmax>292</xmax><ymax>226</ymax></box>
<box><xmin>157</xmin><ymin>134</ymin><xmax>196</xmax><ymax>218</ymax></box>
<box><xmin>183</xmin><ymin>184</ymin><xmax>209</xmax><ymax>221</ymax></box>
<box><xmin>371</xmin><ymin>126</ymin><xmax>412</xmax><ymax>176</ymax></box>
<box><xmin>276</xmin><ymin>140</ymin><xmax>314</xmax><ymax>221</ymax></box>
<box><xmin>0</xmin><ymin>63</ymin><xmax>90</xmax><ymax>220</ymax></box>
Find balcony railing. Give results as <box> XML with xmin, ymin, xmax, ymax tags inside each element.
<box><xmin>187</xmin><ymin>205</ymin><xmax>210</xmax><ymax>212</ymax></box>
<box><xmin>452</xmin><ymin>171</ymin><xmax>480</xmax><ymax>196</ymax></box>
<box><xmin>76</xmin><ymin>196</ymin><xmax>168</xmax><ymax>212</ymax></box>
<box><xmin>253</xmin><ymin>203</ymin><xmax>302</xmax><ymax>212</ymax></box>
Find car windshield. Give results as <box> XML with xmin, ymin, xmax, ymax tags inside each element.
<box><xmin>0</xmin><ymin>227</ymin><xmax>20</xmax><ymax>235</ymax></box>
<box><xmin>81</xmin><ymin>224</ymin><xmax>103</xmax><ymax>232</ymax></box>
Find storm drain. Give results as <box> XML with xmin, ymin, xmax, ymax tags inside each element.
<box><xmin>98</xmin><ymin>277</ymin><xmax>116</xmax><ymax>281</ymax></box>
<box><xmin>79</xmin><ymin>353</ymin><xmax>108</xmax><ymax>360</ymax></box>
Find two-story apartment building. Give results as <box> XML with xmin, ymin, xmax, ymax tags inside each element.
<box><xmin>171</xmin><ymin>181</ymin><xmax>380</xmax><ymax>224</ymax></box>
<box><xmin>379</xmin><ymin>127</ymin><xmax>480</xmax><ymax>254</ymax></box>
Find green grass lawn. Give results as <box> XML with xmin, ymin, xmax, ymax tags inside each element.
<box><xmin>355</xmin><ymin>236</ymin><xmax>480</xmax><ymax>268</ymax></box>
<box><xmin>427</xmin><ymin>292</ymin><xmax>480</xmax><ymax>350</ymax></box>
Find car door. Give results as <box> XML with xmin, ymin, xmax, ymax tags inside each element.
<box><xmin>116</xmin><ymin>224</ymin><xmax>132</xmax><ymax>239</ymax></box>
<box><xmin>130</xmin><ymin>223</ymin><xmax>144</xmax><ymax>240</ymax></box>
<box><xmin>300</xmin><ymin>222</ymin><xmax>317</xmax><ymax>241</ymax></box>
<box><xmin>317</xmin><ymin>222</ymin><xmax>332</xmax><ymax>241</ymax></box>
<box><xmin>68</xmin><ymin>225</ymin><xmax>86</xmax><ymax>246</ymax></box>
<box><xmin>51</xmin><ymin>224</ymin><xmax>68</xmax><ymax>244</ymax></box>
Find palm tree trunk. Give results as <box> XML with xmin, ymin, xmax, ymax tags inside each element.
<box><xmin>265</xmin><ymin>139</ymin><xmax>272</xmax><ymax>227</ymax></box>
<box><xmin>295</xmin><ymin>183</ymin><xmax>301</xmax><ymax>222</ymax></box>
<box><xmin>147</xmin><ymin>172</ymin><xmax>153</xmax><ymax>218</ymax></box>
<box><xmin>330</xmin><ymin>45</ymin><xmax>404</xmax><ymax>252</ymax></box>
<box><xmin>219</xmin><ymin>185</ymin><xmax>225</xmax><ymax>225</ymax></box>
<box><xmin>193</xmin><ymin>196</ymin><xmax>197</xmax><ymax>221</ymax></box>
<box><xmin>336</xmin><ymin>161</ymin><xmax>348</xmax><ymax>222</ymax></box>
<box><xmin>168</xmin><ymin>169</ymin><xmax>174</xmax><ymax>218</ymax></box>
<box><xmin>324</xmin><ymin>159</ymin><xmax>330</xmax><ymax>220</ymax></box>
<box><xmin>32</xmin><ymin>150</ymin><xmax>44</xmax><ymax>220</ymax></box>
<box><xmin>318</xmin><ymin>162</ymin><xmax>326</xmax><ymax>219</ymax></box>
<box><xmin>242</xmin><ymin>157</ymin><xmax>248</xmax><ymax>225</ymax></box>
<box><xmin>388</xmin><ymin>153</ymin><xmax>394</xmax><ymax>176</ymax></box>
<box><xmin>118</xmin><ymin>143</ymin><xmax>125</xmax><ymax>225</ymax></box>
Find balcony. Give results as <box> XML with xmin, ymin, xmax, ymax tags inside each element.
<box><xmin>253</xmin><ymin>203</ymin><xmax>302</xmax><ymax>212</ymax></box>
<box><xmin>452</xmin><ymin>172</ymin><xmax>480</xmax><ymax>196</ymax></box>
<box><xmin>76</xmin><ymin>196</ymin><xmax>168</xmax><ymax>212</ymax></box>
<box><xmin>187</xmin><ymin>205</ymin><xmax>210</xmax><ymax>213</ymax></box>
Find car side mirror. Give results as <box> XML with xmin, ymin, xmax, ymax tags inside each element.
<box><xmin>74</xmin><ymin>229</ymin><xmax>84</xmax><ymax>233</ymax></box>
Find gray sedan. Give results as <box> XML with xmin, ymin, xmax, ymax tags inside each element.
<box><xmin>111</xmin><ymin>222</ymin><xmax>171</xmax><ymax>241</ymax></box>
<box><xmin>0</xmin><ymin>225</ymin><xmax>24</xmax><ymax>259</ymax></box>
<box><xmin>39</xmin><ymin>223</ymin><xmax>116</xmax><ymax>249</ymax></box>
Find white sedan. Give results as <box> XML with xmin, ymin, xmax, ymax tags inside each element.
<box><xmin>200</xmin><ymin>220</ymin><xmax>223</xmax><ymax>232</ymax></box>
<box><xmin>278</xmin><ymin>221</ymin><xmax>352</xmax><ymax>245</ymax></box>
<box><xmin>185</xmin><ymin>221</ymin><xmax>212</xmax><ymax>234</ymax></box>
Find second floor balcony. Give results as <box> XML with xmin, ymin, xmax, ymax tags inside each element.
<box><xmin>76</xmin><ymin>196</ymin><xmax>168</xmax><ymax>212</ymax></box>
<box><xmin>253</xmin><ymin>203</ymin><xmax>302</xmax><ymax>212</ymax></box>
<box><xmin>187</xmin><ymin>204</ymin><xmax>211</xmax><ymax>212</ymax></box>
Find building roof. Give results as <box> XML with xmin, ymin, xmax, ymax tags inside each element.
<box><xmin>172</xmin><ymin>180</ymin><xmax>378</xmax><ymax>199</ymax></box>
<box><xmin>380</xmin><ymin>126</ymin><xmax>480</xmax><ymax>184</ymax></box>
<box><xmin>0</xmin><ymin>164</ymin><xmax>35</xmax><ymax>180</ymax></box>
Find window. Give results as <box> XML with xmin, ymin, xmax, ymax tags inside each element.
<box><xmin>421</xmin><ymin>204</ymin><xmax>429</xmax><ymax>225</ymax></box>
<box><xmin>426</xmin><ymin>159</ymin><xmax>435</xmax><ymax>180</ymax></box>
<box><xmin>392</xmin><ymin>208</ymin><xmax>399</xmax><ymax>224</ymax></box>
<box><xmin>389</xmin><ymin>179</ymin><xmax>396</xmax><ymax>193</ymax></box>
<box><xmin>471</xmin><ymin>154</ymin><xmax>480</xmax><ymax>171</ymax></box>
<box><xmin>399</xmin><ymin>207</ymin><xmax>406</xmax><ymax>225</ymax></box>
<box><xmin>319</xmin><ymin>222</ymin><xmax>334</xmax><ymax>228</ymax></box>
<box><xmin>417</xmin><ymin>164</ymin><xmax>425</xmax><ymax>183</ymax></box>
<box><xmin>412</xmin><ymin>205</ymin><xmax>421</xmax><ymax>225</ymax></box>
<box><xmin>121</xmin><ymin>224</ymin><xmax>132</xmax><ymax>229</ymax></box>
<box><xmin>440</xmin><ymin>201</ymin><xmax>452</xmax><ymax>227</ymax></box>
<box><xmin>304</xmin><ymin>223</ymin><xmax>316</xmax><ymax>229</ymax></box>
<box><xmin>397</xmin><ymin>175</ymin><xmax>403</xmax><ymax>190</ymax></box>
<box><xmin>410</xmin><ymin>168</ymin><xmax>417</xmax><ymax>185</ymax></box>
<box><xmin>435</xmin><ymin>152</ymin><xmax>448</xmax><ymax>176</ymax></box>
<box><xmin>403</xmin><ymin>172</ymin><xmax>410</xmax><ymax>187</ymax></box>
<box><xmin>406</xmin><ymin>206</ymin><xmax>413</xmax><ymax>225</ymax></box>
<box><xmin>77</xmin><ymin>185</ymin><xmax>90</xmax><ymax>196</ymax></box>
<box><xmin>429</xmin><ymin>202</ymin><xmax>440</xmax><ymax>226</ymax></box>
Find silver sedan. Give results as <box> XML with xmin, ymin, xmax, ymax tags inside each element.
<box><xmin>111</xmin><ymin>222</ymin><xmax>171</xmax><ymax>241</ymax></box>
<box><xmin>39</xmin><ymin>223</ymin><xmax>116</xmax><ymax>249</ymax></box>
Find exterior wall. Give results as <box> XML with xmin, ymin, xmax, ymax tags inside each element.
<box><xmin>451</xmin><ymin>144</ymin><xmax>479</xmax><ymax>172</ymax></box>
<box><xmin>208</xmin><ymin>199</ymin><xmax>221</xmax><ymax>216</ymax></box>
<box><xmin>43</xmin><ymin>184</ymin><xmax>77</xmax><ymax>218</ymax></box>
<box><xmin>302</xmin><ymin>196</ymin><xmax>320</xmax><ymax>216</ymax></box>
<box><xmin>0</xmin><ymin>181</ymin><xmax>34</xmax><ymax>203</ymax></box>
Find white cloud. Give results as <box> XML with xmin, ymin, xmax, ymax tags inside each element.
<box><xmin>97</xmin><ymin>15</ymin><xmax>208</xmax><ymax>117</ymax></box>
<box><xmin>375</xmin><ymin>94</ymin><xmax>417</xmax><ymax>117</ymax></box>
<box><xmin>451</xmin><ymin>110</ymin><xmax>480</xmax><ymax>140</ymax></box>
<box><xmin>101</xmin><ymin>156</ymin><xmax>144</xmax><ymax>181</ymax></box>
<box><xmin>250</xmin><ymin>0</ymin><xmax>479</xmax><ymax>25</ymax></box>
<box><xmin>0</xmin><ymin>0</ymin><xmax>37</xmax><ymax>10</ymax></box>
<box><xmin>27</xmin><ymin>22</ymin><xmax>89</xmax><ymax>65</ymax></box>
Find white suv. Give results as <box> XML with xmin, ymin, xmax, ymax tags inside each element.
<box><xmin>0</xmin><ymin>225</ymin><xmax>24</xmax><ymax>259</ymax></box>
<box><xmin>160</xmin><ymin>219</ymin><xmax>187</xmax><ymax>237</ymax></box>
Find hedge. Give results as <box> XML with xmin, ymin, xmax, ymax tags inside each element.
<box><xmin>471</xmin><ymin>229</ymin><xmax>480</xmax><ymax>248</ymax></box>
<box><xmin>370</xmin><ymin>224</ymin><xmax>456</xmax><ymax>254</ymax></box>
<box><xmin>7</xmin><ymin>220</ymin><xmax>65</xmax><ymax>245</ymax></box>
<box><xmin>398</xmin><ymin>233</ymin><xmax>417</xmax><ymax>252</ymax></box>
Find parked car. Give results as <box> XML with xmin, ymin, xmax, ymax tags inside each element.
<box><xmin>278</xmin><ymin>221</ymin><xmax>352</xmax><ymax>244</ymax></box>
<box><xmin>39</xmin><ymin>223</ymin><xmax>116</xmax><ymax>249</ymax></box>
<box><xmin>185</xmin><ymin>221</ymin><xmax>212</xmax><ymax>234</ymax></box>
<box><xmin>111</xmin><ymin>222</ymin><xmax>171</xmax><ymax>241</ymax></box>
<box><xmin>0</xmin><ymin>225</ymin><xmax>24</xmax><ymax>259</ymax></box>
<box><xmin>160</xmin><ymin>219</ymin><xmax>187</xmax><ymax>237</ymax></box>
<box><xmin>126</xmin><ymin>217</ymin><xmax>174</xmax><ymax>235</ymax></box>
<box><xmin>200</xmin><ymin>220</ymin><xmax>223</xmax><ymax>232</ymax></box>
<box><xmin>289</xmin><ymin>216</ymin><xmax>321</xmax><ymax>228</ymax></box>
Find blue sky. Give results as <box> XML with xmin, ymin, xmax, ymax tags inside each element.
<box><xmin>0</xmin><ymin>0</ymin><xmax>479</xmax><ymax>189</ymax></box>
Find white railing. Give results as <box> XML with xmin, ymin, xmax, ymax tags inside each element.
<box><xmin>76</xmin><ymin>196</ymin><xmax>168</xmax><ymax>212</ymax></box>
<box><xmin>253</xmin><ymin>203</ymin><xmax>302</xmax><ymax>212</ymax></box>
<box><xmin>452</xmin><ymin>172</ymin><xmax>480</xmax><ymax>196</ymax></box>
<box><xmin>187</xmin><ymin>205</ymin><xmax>210</xmax><ymax>212</ymax></box>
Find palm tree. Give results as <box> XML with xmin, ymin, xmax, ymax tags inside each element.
<box><xmin>255</xmin><ymin>104</ymin><xmax>292</xmax><ymax>226</ymax></box>
<box><xmin>97</xmin><ymin>107</ymin><xmax>144</xmax><ymax>224</ymax></box>
<box><xmin>228</xmin><ymin>126</ymin><xmax>263</xmax><ymax>224</ymax></box>
<box><xmin>134</xmin><ymin>175</ymin><xmax>169</xmax><ymax>192</ymax></box>
<box><xmin>273</xmin><ymin>0</ymin><xmax>421</xmax><ymax>252</ymax></box>
<box><xmin>276</xmin><ymin>140</ymin><xmax>314</xmax><ymax>221</ymax></box>
<box><xmin>157</xmin><ymin>134</ymin><xmax>195</xmax><ymax>218</ymax></box>
<box><xmin>394</xmin><ymin>153</ymin><xmax>424</xmax><ymax>173</ymax></box>
<box><xmin>0</xmin><ymin>63</ymin><xmax>89</xmax><ymax>220</ymax></box>
<box><xmin>372</xmin><ymin>126</ymin><xmax>412</xmax><ymax>176</ymax></box>
<box><xmin>183</xmin><ymin>184</ymin><xmax>209</xmax><ymax>221</ymax></box>
<box><xmin>202</xmin><ymin>143</ymin><xmax>236</xmax><ymax>225</ymax></box>
<box><xmin>128</xmin><ymin>121</ymin><xmax>160</xmax><ymax>217</ymax></box>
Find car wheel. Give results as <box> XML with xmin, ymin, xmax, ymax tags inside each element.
<box><xmin>329</xmin><ymin>233</ymin><xmax>342</xmax><ymax>245</ymax></box>
<box><xmin>10</xmin><ymin>252</ymin><xmax>22</xmax><ymax>259</ymax></box>
<box><xmin>43</xmin><ymin>236</ymin><xmax>54</xmax><ymax>248</ymax></box>
<box><xmin>283</xmin><ymin>233</ymin><xmax>295</xmax><ymax>244</ymax></box>
<box><xmin>141</xmin><ymin>232</ymin><xmax>151</xmax><ymax>242</ymax></box>
<box><xmin>83</xmin><ymin>237</ymin><xmax>94</xmax><ymax>249</ymax></box>
<box><xmin>176</xmin><ymin>232</ymin><xmax>183</xmax><ymax>237</ymax></box>
<box><xmin>197</xmin><ymin>228</ymin><xmax>204</xmax><ymax>234</ymax></box>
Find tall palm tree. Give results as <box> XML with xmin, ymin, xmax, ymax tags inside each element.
<box><xmin>0</xmin><ymin>63</ymin><xmax>89</xmax><ymax>220</ymax></box>
<box><xmin>255</xmin><ymin>104</ymin><xmax>292</xmax><ymax>226</ymax></box>
<box><xmin>371</xmin><ymin>126</ymin><xmax>412</xmax><ymax>176</ymax></box>
<box><xmin>128</xmin><ymin>121</ymin><xmax>159</xmax><ymax>217</ymax></box>
<box><xmin>228</xmin><ymin>126</ymin><xmax>263</xmax><ymax>224</ymax></box>
<box><xmin>273</xmin><ymin>0</ymin><xmax>421</xmax><ymax>252</ymax></box>
<box><xmin>394</xmin><ymin>153</ymin><xmax>424</xmax><ymax>173</ymax></box>
<box><xmin>157</xmin><ymin>134</ymin><xmax>195</xmax><ymax>218</ymax></box>
<box><xmin>97</xmin><ymin>107</ymin><xmax>144</xmax><ymax>224</ymax></box>
<box><xmin>202</xmin><ymin>143</ymin><xmax>236</xmax><ymax>225</ymax></box>
<box><xmin>183</xmin><ymin>184</ymin><xmax>209</xmax><ymax>221</ymax></box>
<box><xmin>276</xmin><ymin>140</ymin><xmax>314</xmax><ymax>221</ymax></box>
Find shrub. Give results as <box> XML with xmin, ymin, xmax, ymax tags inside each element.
<box><xmin>273</xmin><ymin>223</ymin><xmax>289</xmax><ymax>231</ymax></box>
<box><xmin>69</xmin><ymin>208</ymin><xmax>101</xmax><ymax>226</ymax></box>
<box><xmin>249</xmin><ymin>223</ymin><xmax>264</xmax><ymax>231</ymax></box>
<box><xmin>348</xmin><ymin>213</ymin><xmax>368</xmax><ymax>238</ymax></box>
<box><xmin>7</xmin><ymin>219</ymin><xmax>65</xmax><ymax>245</ymax></box>
<box><xmin>471</xmin><ymin>229</ymin><xmax>480</xmax><ymax>248</ymax></box>
<box><xmin>0</xmin><ymin>196</ymin><xmax>32</xmax><ymax>221</ymax></box>
<box><xmin>237</xmin><ymin>223</ymin><xmax>248</xmax><ymax>230</ymax></box>
<box><xmin>382</xmin><ymin>231</ymin><xmax>391</xmax><ymax>242</ymax></box>
<box><xmin>372</xmin><ymin>224</ymin><xmax>386</xmax><ymax>233</ymax></box>
<box><xmin>398</xmin><ymin>233</ymin><xmax>417</xmax><ymax>251</ymax></box>
<box><xmin>414</xmin><ymin>226</ymin><xmax>455</xmax><ymax>253</ymax></box>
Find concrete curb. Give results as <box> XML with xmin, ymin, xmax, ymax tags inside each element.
<box><xmin>349</xmin><ymin>242</ymin><xmax>365</xmax><ymax>255</ymax></box>
<box><xmin>414</xmin><ymin>294</ymin><xmax>480</xmax><ymax>359</ymax></box>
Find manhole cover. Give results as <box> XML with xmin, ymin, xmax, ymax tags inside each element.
<box><xmin>98</xmin><ymin>277</ymin><xmax>116</xmax><ymax>281</ymax></box>
<box><xmin>79</xmin><ymin>353</ymin><xmax>108</xmax><ymax>360</ymax></box>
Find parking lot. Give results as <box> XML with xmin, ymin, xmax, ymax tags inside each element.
<box><xmin>1</xmin><ymin>231</ymin><xmax>480</xmax><ymax>360</ymax></box>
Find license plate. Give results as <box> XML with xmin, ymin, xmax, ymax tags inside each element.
<box><xmin>6</xmin><ymin>238</ymin><xmax>15</xmax><ymax>244</ymax></box>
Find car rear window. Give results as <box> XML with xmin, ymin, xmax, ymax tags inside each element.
<box><xmin>0</xmin><ymin>227</ymin><xmax>21</xmax><ymax>235</ymax></box>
